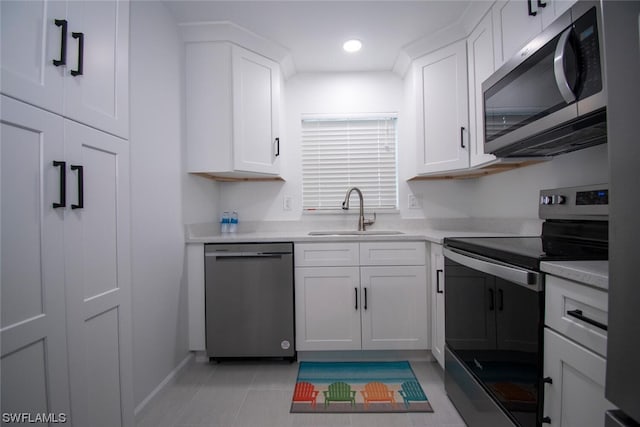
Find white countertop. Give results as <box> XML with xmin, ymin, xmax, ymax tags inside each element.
<box><xmin>185</xmin><ymin>223</ymin><xmax>531</xmax><ymax>245</ymax></box>
<box><xmin>541</xmin><ymin>260</ymin><xmax>609</xmax><ymax>290</ymax></box>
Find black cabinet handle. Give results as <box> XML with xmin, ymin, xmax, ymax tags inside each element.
<box><xmin>364</xmin><ymin>288</ymin><xmax>368</xmax><ymax>310</ymax></box>
<box><xmin>538</xmin><ymin>0</ymin><xmax>547</xmax><ymax>8</ymax></box>
<box><xmin>528</xmin><ymin>0</ymin><xmax>537</xmax><ymax>16</ymax></box>
<box><xmin>70</xmin><ymin>165</ymin><xmax>84</xmax><ymax>209</ymax></box>
<box><xmin>436</xmin><ymin>269</ymin><xmax>443</xmax><ymax>294</ymax></box>
<box><xmin>567</xmin><ymin>309</ymin><xmax>608</xmax><ymax>331</ymax></box>
<box><xmin>460</xmin><ymin>126</ymin><xmax>466</xmax><ymax>148</ymax></box>
<box><xmin>52</xmin><ymin>161</ymin><xmax>66</xmax><ymax>208</ymax></box>
<box><xmin>489</xmin><ymin>288</ymin><xmax>495</xmax><ymax>311</ymax></box>
<box><xmin>355</xmin><ymin>288</ymin><xmax>358</xmax><ymax>310</ymax></box>
<box><xmin>498</xmin><ymin>289</ymin><xmax>504</xmax><ymax>311</ymax></box>
<box><xmin>53</xmin><ymin>19</ymin><xmax>67</xmax><ymax>66</ymax></box>
<box><xmin>543</xmin><ymin>377</ymin><xmax>553</xmax><ymax>384</ymax></box>
<box><xmin>71</xmin><ymin>32</ymin><xmax>84</xmax><ymax>76</ymax></box>
<box><xmin>274</xmin><ymin>138</ymin><xmax>280</xmax><ymax>157</ymax></box>
<box><xmin>542</xmin><ymin>416</ymin><xmax>551</xmax><ymax>424</ymax></box>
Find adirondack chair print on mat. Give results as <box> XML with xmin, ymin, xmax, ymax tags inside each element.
<box><xmin>399</xmin><ymin>380</ymin><xmax>428</xmax><ymax>408</ymax></box>
<box><xmin>323</xmin><ymin>382</ymin><xmax>356</xmax><ymax>408</ymax></box>
<box><xmin>292</xmin><ymin>382</ymin><xmax>319</xmax><ymax>408</ymax></box>
<box><xmin>360</xmin><ymin>382</ymin><xmax>397</xmax><ymax>408</ymax></box>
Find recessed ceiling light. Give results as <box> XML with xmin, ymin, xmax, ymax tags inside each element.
<box><xmin>343</xmin><ymin>39</ymin><xmax>362</xmax><ymax>53</ymax></box>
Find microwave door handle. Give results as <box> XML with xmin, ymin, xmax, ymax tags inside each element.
<box><xmin>554</xmin><ymin>27</ymin><xmax>577</xmax><ymax>104</ymax></box>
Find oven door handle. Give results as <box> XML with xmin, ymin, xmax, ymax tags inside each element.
<box><xmin>443</xmin><ymin>247</ymin><xmax>542</xmax><ymax>290</ymax></box>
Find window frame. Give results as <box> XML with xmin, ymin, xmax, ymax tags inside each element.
<box><xmin>300</xmin><ymin>113</ymin><xmax>399</xmax><ymax>213</ymax></box>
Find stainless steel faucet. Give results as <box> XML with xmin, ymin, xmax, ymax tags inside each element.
<box><xmin>342</xmin><ymin>187</ymin><xmax>376</xmax><ymax>231</ymax></box>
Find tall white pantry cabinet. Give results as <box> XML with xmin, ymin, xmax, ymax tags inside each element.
<box><xmin>1</xmin><ymin>1</ymin><xmax>133</xmax><ymax>426</ymax></box>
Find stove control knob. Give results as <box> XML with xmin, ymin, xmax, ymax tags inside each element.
<box><xmin>540</xmin><ymin>195</ymin><xmax>552</xmax><ymax>205</ymax></box>
<box><xmin>551</xmin><ymin>195</ymin><xmax>566</xmax><ymax>205</ymax></box>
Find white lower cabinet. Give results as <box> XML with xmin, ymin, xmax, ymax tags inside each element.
<box><xmin>543</xmin><ymin>328</ymin><xmax>614</xmax><ymax>427</ymax></box>
<box><xmin>295</xmin><ymin>266</ymin><xmax>362</xmax><ymax>350</ymax></box>
<box><xmin>430</xmin><ymin>244</ymin><xmax>445</xmax><ymax>368</ymax></box>
<box><xmin>294</xmin><ymin>242</ymin><xmax>428</xmax><ymax>351</ymax></box>
<box><xmin>543</xmin><ymin>275</ymin><xmax>614</xmax><ymax>427</ymax></box>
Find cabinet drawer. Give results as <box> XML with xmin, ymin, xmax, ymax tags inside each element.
<box><xmin>294</xmin><ymin>243</ymin><xmax>359</xmax><ymax>267</ymax></box>
<box><xmin>545</xmin><ymin>275</ymin><xmax>608</xmax><ymax>357</ymax></box>
<box><xmin>360</xmin><ymin>241</ymin><xmax>426</xmax><ymax>266</ymax></box>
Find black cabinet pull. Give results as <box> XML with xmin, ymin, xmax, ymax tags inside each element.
<box><xmin>364</xmin><ymin>288</ymin><xmax>368</xmax><ymax>310</ymax></box>
<box><xmin>52</xmin><ymin>161</ymin><xmax>66</xmax><ymax>208</ymax></box>
<box><xmin>543</xmin><ymin>377</ymin><xmax>553</xmax><ymax>384</ymax></box>
<box><xmin>489</xmin><ymin>288</ymin><xmax>495</xmax><ymax>311</ymax></box>
<box><xmin>566</xmin><ymin>309</ymin><xmax>608</xmax><ymax>331</ymax></box>
<box><xmin>436</xmin><ymin>269</ymin><xmax>444</xmax><ymax>294</ymax></box>
<box><xmin>274</xmin><ymin>137</ymin><xmax>280</xmax><ymax>157</ymax></box>
<box><xmin>542</xmin><ymin>416</ymin><xmax>551</xmax><ymax>424</ymax></box>
<box><xmin>498</xmin><ymin>289</ymin><xmax>504</xmax><ymax>311</ymax></box>
<box><xmin>528</xmin><ymin>0</ymin><xmax>537</xmax><ymax>16</ymax></box>
<box><xmin>53</xmin><ymin>19</ymin><xmax>67</xmax><ymax>66</ymax></box>
<box><xmin>460</xmin><ymin>126</ymin><xmax>466</xmax><ymax>148</ymax></box>
<box><xmin>538</xmin><ymin>0</ymin><xmax>547</xmax><ymax>8</ymax></box>
<box><xmin>71</xmin><ymin>32</ymin><xmax>84</xmax><ymax>76</ymax></box>
<box><xmin>355</xmin><ymin>288</ymin><xmax>358</xmax><ymax>310</ymax></box>
<box><xmin>70</xmin><ymin>165</ymin><xmax>84</xmax><ymax>209</ymax></box>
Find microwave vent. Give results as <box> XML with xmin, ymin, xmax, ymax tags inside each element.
<box><xmin>493</xmin><ymin>108</ymin><xmax>607</xmax><ymax>158</ymax></box>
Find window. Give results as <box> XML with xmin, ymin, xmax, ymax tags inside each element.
<box><xmin>301</xmin><ymin>115</ymin><xmax>398</xmax><ymax>211</ymax></box>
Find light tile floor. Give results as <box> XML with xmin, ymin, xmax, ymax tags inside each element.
<box><xmin>135</xmin><ymin>358</ymin><xmax>467</xmax><ymax>427</ymax></box>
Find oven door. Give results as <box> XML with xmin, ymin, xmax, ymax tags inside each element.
<box><xmin>443</xmin><ymin>247</ymin><xmax>544</xmax><ymax>427</ymax></box>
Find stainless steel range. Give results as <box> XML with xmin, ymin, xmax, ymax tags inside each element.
<box><xmin>443</xmin><ymin>184</ymin><xmax>608</xmax><ymax>427</ymax></box>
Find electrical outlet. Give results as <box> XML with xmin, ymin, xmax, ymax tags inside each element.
<box><xmin>283</xmin><ymin>195</ymin><xmax>293</xmax><ymax>211</ymax></box>
<box><xmin>408</xmin><ymin>194</ymin><xmax>422</xmax><ymax>209</ymax></box>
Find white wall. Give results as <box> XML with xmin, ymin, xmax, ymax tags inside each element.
<box><xmin>466</xmin><ymin>143</ymin><xmax>609</xmax><ymax>218</ymax></box>
<box><xmin>129</xmin><ymin>0</ymin><xmax>217</xmax><ymax>409</ymax></box>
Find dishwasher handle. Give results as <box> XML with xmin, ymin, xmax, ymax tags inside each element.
<box><xmin>206</xmin><ymin>251</ymin><xmax>290</xmax><ymax>258</ymax></box>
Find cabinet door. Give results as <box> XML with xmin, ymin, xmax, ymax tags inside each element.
<box><xmin>360</xmin><ymin>266</ymin><xmax>428</xmax><ymax>350</ymax></box>
<box><xmin>0</xmin><ymin>0</ymin><xmax>66</xmax><ymax>114</ymax></box>
<box><xmin>543</xmin><ymin>328</ymin><xmax>615</xmax><ymax>427</ymax></box>
<box><xmin>430</xmin><ymin>245</ymin><xmax>445</xmax><ymax>368</ymax></box>
<box><xmin>64</xmin><ymin>0</ymin><xmax>129</xmax><ymax>138</ymax></box>
<box><xmin>232</xmin><ymin>45</ymin><xmax>280</xmax><ymax>175</ymax></box>
<box><xmin>467</xmin><ymin>11</ymin><xmax>497</xmax><ymax>167</ymax></box>
<box><xmin>493</xmin><ymin>0</ymin><xmax>543</xmax><ymax>68</ymax></box>
<box><xmin>295</xmin><ymin>267</ymin><xmax>361</xmax><ymax>351</ymax></box>
<box><xmin>415</xmin><ymin>40</ymin><xmax>469</xmax><ymax>174</ymax></box>
<box><xmin>1</xmin><ymin>96</ymin><xmax>71</xmax><ymax>419</ymax></box>
<box><xmin>64</xmin><ymin>120</ymin><xmax>133</xmax><ymax>427</ymax></box>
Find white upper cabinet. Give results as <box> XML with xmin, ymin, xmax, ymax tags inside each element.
<box><xmin>0</xmin><ymin>0</ymin><xmax>66</xmax><ymax>114</ymax></box>
<box><xmin>493</xmin><ymin>0</ymin><xmax>577</xmax><ymax>69</ymax></box>
<box><xmin>186</xmin><ymin>42</ymin><xmax>281</xmax><ymax>179</ymax></box>
<box><xmin>0</xmin><ymin>0</ymin><xmax>129</xmax><ymax>139</ymax></box>
<box><xmin>467</xmin><ymin>11</ymin><xmax>497</xmax><ymax>167</ymax></box>
<box><xmin>415</xmin><ymin>40</ymin><xmax>469</xmax><ymax>174</ymax></box>
<box><xmin>63</xmin><ymin>0</ymin><xmax>129</xmax><ymax>139</ymax></box>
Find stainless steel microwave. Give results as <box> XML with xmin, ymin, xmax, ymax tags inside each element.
<box><xmin>483</xmin><ymin>1</ymin><xmax>606</xmax><ymax>158</ymax></box>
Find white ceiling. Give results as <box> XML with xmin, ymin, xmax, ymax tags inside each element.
<box><xmin>163</xmin><ymin>1</ymin><xmax>481</xmax><ymax>74</ymax></box>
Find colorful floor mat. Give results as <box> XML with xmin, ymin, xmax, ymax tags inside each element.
<box><xmin>290</xmin><ymin>361</ymin><xmax>433</xmax><ymax>413</ymax></box>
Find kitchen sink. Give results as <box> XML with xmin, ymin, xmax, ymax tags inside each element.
<box><xmin>308</xmin><ymin>230</ymin><xmax>405</xmax><ymax>236</ymax></box>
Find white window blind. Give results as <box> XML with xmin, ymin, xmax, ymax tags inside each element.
<box><xmin>301</xmin><ymin>116</ymin><xmax>398</xmax><ymax>211</ymax></box>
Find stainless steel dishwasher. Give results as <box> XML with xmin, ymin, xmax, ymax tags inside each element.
<box><xmin>205</xmin><ymin>242</ymin><xmax>295</xmax><ymax>360</ymax></box>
